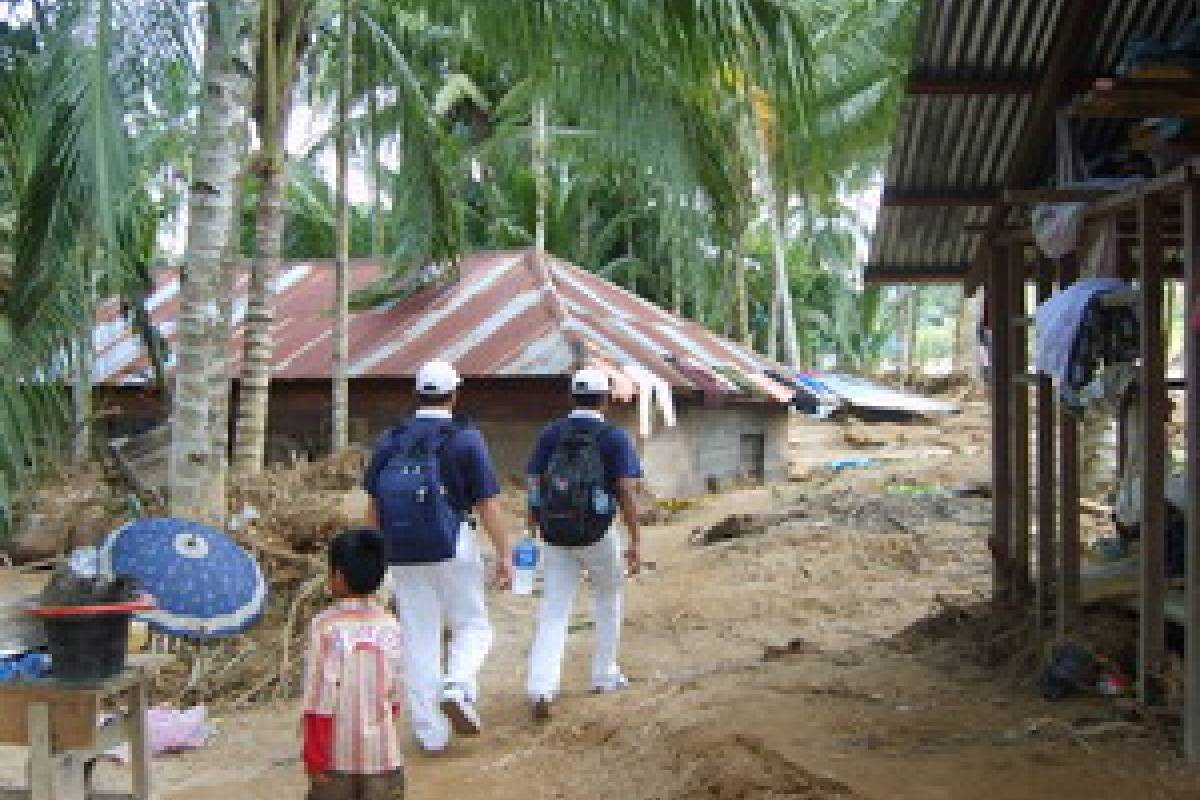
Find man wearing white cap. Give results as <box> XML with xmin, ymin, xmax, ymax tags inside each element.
<box><xmin>363</xmin><ymin>360</ymin><xmax>512</xmax><ymax>752</ymax></box>
<box><xmin>525</xmin><ymin>366</ymin><xmax>643</xmax><ymax>720</ymax></box>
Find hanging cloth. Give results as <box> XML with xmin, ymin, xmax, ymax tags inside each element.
<box><xmin>621</xmin><ymin>364</ymin><xmax>676</xmax><ymax>437</ymax></box>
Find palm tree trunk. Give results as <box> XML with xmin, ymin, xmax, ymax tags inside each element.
<box><xmin>232</xmin><ymin>116</ymin><xmax>286</xmax><ymax>473</ymax></box>
<box><xmin>332</xmin><ymin>0</ymin><xmax>352</xmax><ymax>453</ymax></box>
<box><xmin>670</xmin><ymin>240</ymin><xmax>682</xmax><ymax>316</ymax></box>
<box><xmin>169</xmin><ymin>0</ymin><xmax>244</xmax><ymax>525</ymax></box>
<box><xmin>72</xmin><ymin>303</ymin><xmax>93</xmax><ymax>465</ymax></box>
<box><xmin>770</xmin><ymin>188</ymin><xmax>799</xmax><ymax>367</ymax></box>
<box><xmin>905</xmin><ymin>287</ymin><xmax>919</xmax><ymax>381</ymax></box>
<box><xmin>367</xmin><ymin>46</ymin><xmax>383</xmax><ymax>257</ymax></box>
<box><xmin>234</xmin><ymin>0</ymin><xmax>297</xmax><ymax>473</ymax></box>
<box><xmin>533</xmin><ymin>98</ymin><xmax>548</xmax><ymax>260</ymax></box>
<box><xmin>733</xmin><ymin>236</ymin><xmax>749</xmax><ymax>346</ymax></box>
<box><xmin>211</xmin><ymin>53</ymin><xmax>252</xmax><ymax>491</ymax></box>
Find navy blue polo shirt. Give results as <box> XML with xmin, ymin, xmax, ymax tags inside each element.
<box><xmin>527</xmin><ymin>412</ymin><xmax>643</xmax><ymax>493</ymax></box>
<box><xmin>364</xmin><ymin>411</ymin><xmax>501</xmax><ymax>514</ymax></box>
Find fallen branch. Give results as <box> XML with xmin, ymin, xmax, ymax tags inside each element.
<box><xmin>276</xmin><ymin>573</ymin><xmax>326</xmax><ymax>700</ymax></box>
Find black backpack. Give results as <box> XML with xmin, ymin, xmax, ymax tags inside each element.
<box><xmin>537</xmin><ymin>421</ymin><xmax>613</xmax><ymax>547</ymax></box>
<box><xmin>374</xmin><ymin>420</ymin><xmax>465</xmax><ymax>564</ymax></box>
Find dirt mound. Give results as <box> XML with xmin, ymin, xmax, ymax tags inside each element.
<box><xmin>670</xmin><ymin>731</ymin><xmax>862</xmax><ymax>799</ymax></box>
<box><xmin>891</xmin><ymin>599</ymin><xmax>1140</xmax><ymax>687</ymax></box>
<box><xmin>549</xmin><ymin>716</ymin><xmax>863</xmax><ymax>800</ymax></box>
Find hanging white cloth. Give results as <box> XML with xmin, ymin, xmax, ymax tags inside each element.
<box><xmin>621</xmin><ymin>364</ymin><xmax>676</xmax><ymax>437</ymax></box>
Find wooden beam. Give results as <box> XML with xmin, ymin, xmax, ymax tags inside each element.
<box><xmin>1139</xmin><ymin>190</ymin><xmax>1168</xmax><ymax>705</ymax></box>
<box><xmin>990</xmin><ymin>243</ymin><xmax>1014</xmax><ymax>604</ymax></box>
<box><xmin>882</xmin><ymin>188</ymin><xmax>1000</xmax><ymax>207</ymax></box>
<box><xmin>1003</xmin><ymin>187</ymin><xmax>1117</xmax><ymax>204</ymax></box>
<box><xmin>906</xmin><ymin>74</ymin><xmax>1101</xmax><ymax>96</ymax></box>
<box><xmin>1057</xmin><ymin>253</ymin><xmax>1081</xmax><ymax>635</ymax></box>
<box><xmin>1036</xmin><ymin>258</ymin><xmax>1057</xmax><ymax>628</ymax></box>
<box><xmin>862</xmin><ymin>264</ymin><xmax>970</xmax><ymax>284</ymax></box>
<box><xmin>1011</xmin><ymin>244</ymin><xmax>1032</xmax><ymax>602</ymax></box>
<box><xmin>1183</xmin><ymin>176</ymin><xmax>1200</xmax><ymax>762</ymax></box>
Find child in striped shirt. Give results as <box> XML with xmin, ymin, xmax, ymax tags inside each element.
<box><xmin>303</xmin><ymin>529</ymin><xmax>406</xmax><ymax>800</ymax></box>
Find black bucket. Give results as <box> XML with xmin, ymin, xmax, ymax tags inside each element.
<box><xmin>43</xmin><ymin>611</ymin><xmax>131</xmax><ymax>684</ymax></box>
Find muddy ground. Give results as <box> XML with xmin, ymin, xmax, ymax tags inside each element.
<box><xmin>5</xmin><ymin>402</ymin><xmax>1200</xmax><ymax>798</ymax></box>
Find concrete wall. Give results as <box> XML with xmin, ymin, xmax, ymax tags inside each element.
<box><xmin>624</xmin><ymin>402</ymin><xmax>791</xmax><ymax>498</ymax></box>
<box><xmin>97</xmin><ymin>380</ymin><xmax>791</xmax><ymax>498</ymax></box>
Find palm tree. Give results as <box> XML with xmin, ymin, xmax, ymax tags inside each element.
<box><xmin>232</xmin><ymin>0</ymin><xmax>315</xmax><ymax>474</ymax></box>
<box><xmin>753</xmin><ymin>0</ymin><xmax>916</xmax><ymax>366</ymax></box>
<box><xmin>170</xmin><ymin>0</ymin><xmax>252</xmax><ymax>525</ymax></box>
<box><xmin>331</xmin><ymin>0</ymin><xmax>352</xmax><ymax>453</ymax></box>
<box><xmin>1</xmin><ymin>1</ymin><xmax>192</xmax><ymax>525</ymax></box>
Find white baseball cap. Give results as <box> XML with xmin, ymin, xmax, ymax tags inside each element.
<box><xmin>571</xmin><ymin>367</ymin><xmax>611</xmax><ymax>395</ymax></box>
<box><xmin>415</xmin><ymin>360</ymin><xmax>461</xmax><ymax>395</ymax></box>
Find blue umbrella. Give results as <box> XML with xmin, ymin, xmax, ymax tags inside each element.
<box><xmin>99</xmin><ymin>518</ymin><xmax>268</xmax><ymax>639</ymax></box>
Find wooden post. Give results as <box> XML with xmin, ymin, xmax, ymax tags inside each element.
<box><xmin>1184</xmin><ymin>176</ymin><xmax>1200</xmax><ymax>762</ymax></box>
<box><xmin>1011</xmin><ymin>245</ymin><xmax>1032</xmax><ymax>601</ymax></box>
<box><xmin>990</xmin><ymin>243</ymin><xmax>1013</xmax><ymax>604</ymax></box>
<box><xmin>1057</xmin><ymin>253</ymin><xmax>1081</xmax><ymax>635</ymax></box>
<box><xmin>1139</xmin><ymin>191</ymin><xmax>1167</xmax><ymax>705</ymax></box>
<box><xmin>130</xmin><ymin>678</ymin><xmax>151</xmax><ymax>800</ymax></box>
<box><xmin>1036</xmin><ymin>258</ymin><xmax>1057</xmax><ymax>627</ymax></box>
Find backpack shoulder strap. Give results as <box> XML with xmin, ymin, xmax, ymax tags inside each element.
<box><xmin>374</xmin><ymin>423</ymin><xmax>413</xmax><ymax>466</ymax></box>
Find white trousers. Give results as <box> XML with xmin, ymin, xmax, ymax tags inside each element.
<box><xmin>389</xmin><ymin>525</ymin><xmax>492</xmax><ymax>750</ymax></box>
<box><xmin>527</xmin><ymin>528</ymin><xmax>625</xmax><ymax>699</ymax></box>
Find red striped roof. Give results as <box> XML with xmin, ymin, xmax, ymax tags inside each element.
<box><xmin>94</xmin><ymin>249</ymin><xmax>791</xmax><ymax>402</ymax></box>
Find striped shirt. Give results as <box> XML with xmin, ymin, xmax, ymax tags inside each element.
<box><xmin>302</xmin><ymin>598</ymin><xmax>405</xmax><ymax>775</ymax></box>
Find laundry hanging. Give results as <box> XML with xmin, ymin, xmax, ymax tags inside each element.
<box><xmin>1033</xmin><ymin>278</ymin><xmax>1137</xmax><ymax>409</ymax></box>
<box><xmin>621</xmin><ymin>363</ymin><xmax>676</xmax><ymax>438</ymax></box>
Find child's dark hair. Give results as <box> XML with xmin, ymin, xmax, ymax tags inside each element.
<box><xmin>330</xmin><ymin>528</ymin><xmax>387</xmax><ymax>595</ymax></box>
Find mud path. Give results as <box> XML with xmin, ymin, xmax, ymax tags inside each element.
<box><xmin>4</xmin><ymin>407</ymin><xmax>1200</xmax><ymax>798</ymax></box>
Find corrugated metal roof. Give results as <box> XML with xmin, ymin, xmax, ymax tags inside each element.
<box><xmin>94</xmin><ymin>249</ymin><xmax>790</xmax><ymax>403</ymax></box>
<box><xmin>867</xmin><ymin>0</ymin><xmax>1196</xmax><ymax>283</ymax></box>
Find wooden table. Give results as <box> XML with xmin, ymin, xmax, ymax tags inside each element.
<box><xmin>0</xmin><ymin>657</ymin><xmax>164</xmax><ymax>800</ymax></box>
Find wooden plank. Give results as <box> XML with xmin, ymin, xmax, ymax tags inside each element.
<box><xmin>27</xmin><ymin>705</ymin><xmax>51</xmax><ymax>800</ymax></box>
<box><xmin>1058</xmin><ymin>253</ymin><xmax>1081</xmax><ymax>635</ymax></box>
<box><xmin>0</xmin><ymin>689</ymin><xmax>98</xmax><ymax>751</ymax></box>
<box><xmin>1184</xmin><ymin>177</ymin><xmax>1200</xmax><ymax>762</ymax></box>
<box><xmin>1010</xmin><ymin>245</ymin><xmax>1032</xmax><ymax>601</ymax></box>
<box><xmin>130</xmin><ymin>679</ymin><xmax>151</xmax><ymax>800</ymax></box>
<box><xmin>1036</xmin><ymin>259</ymin><xmax>1057</xmax><ymax>627</ymax></box>
<box><xmin>1139</xmin><ymin>190</ymin><xmax>1168</xmax><ymax>705</ymax></box>
<box><xmin>990</xmin><ymin>243</ymin><xmax>1013</xmax><ymax>604</ymax></box>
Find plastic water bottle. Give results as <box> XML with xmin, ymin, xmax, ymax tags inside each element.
<box><xmin>512</xmin><ymin>535</ymin><xmax>539</xmax><ymax>596</ymax></box>
<box><xmin>592</xmin><ymin>488</ymin><xmax>612</xmax><ymax>515</ymax></box>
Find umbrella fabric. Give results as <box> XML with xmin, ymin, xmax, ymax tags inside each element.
<box><xmin>100</xmin><ymin>518</ymin><xmax>267</xmax><ymax>639</ymax></box>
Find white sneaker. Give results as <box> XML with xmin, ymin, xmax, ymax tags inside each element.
<box><xmin>591</xmin><ymin>673</ymin><xmax>630</xmax><ymax>693</ymax></box>
<box><xmin>440</xmin><ymin>684</ymin><xmax>482</xmax><ymax>736</ymax></box>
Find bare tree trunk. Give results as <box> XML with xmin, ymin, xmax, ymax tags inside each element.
<box><xmin>533</xmin><ymin>98</ymin><xmax>548</xmax><ymax>260</ymax></box>
<box><xmin>332</xmin><ymin>0</ymin><xmax>352</xmax><ymax>453</ymax></box>
<box><xmin>170</xmin><ymin>0</ymin><xmax>245</xmax><ymax>525</ymax></box>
